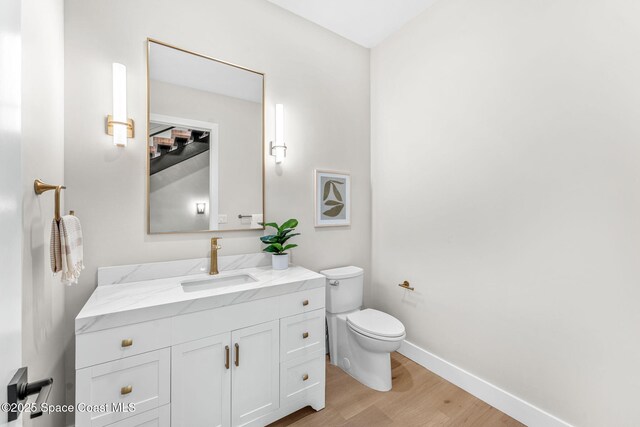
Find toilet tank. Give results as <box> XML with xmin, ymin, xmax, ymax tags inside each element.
<box><xmin>320</xmin><ymin>266</ymin><xmax>364</xmax><ymax>314</ymax></box>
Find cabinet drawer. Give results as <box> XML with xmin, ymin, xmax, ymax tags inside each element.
<box><xmin>279</xmin><ymin>287</ymin><xmax>325</xmax><ymax>318</ymax></box>
<box><xmin>77</xmin><ymin>318</ymin><xmax>171</xmax><ymax>369</ymax></box>
<box><xmin>76</xmin><ymin>348</ymin><xmax>170</xmax><ymax>427</ymax></box>
<box><xmin>104</xmin><ymin>405</ymin><xmax>169</xmax><ymax>427</ymax></box>
<box><xmin>280</xmin><ymin>351</ymin><xmax>325</xmax><ymax>407</ymax></box>
<box><xmin>280</xmin><ymin>309</ymin><xmax>325</xmax><ymax>362</ymax></box>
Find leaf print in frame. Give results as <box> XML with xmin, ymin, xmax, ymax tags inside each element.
<box><xmin>331</xmin><ymin>182</ymin><xmax>343</xmax><ymax>202</ymax></box>
<box><xmin>323</xmin><ymin>203</ymin><xmax>344</xmax><ymax>217</ymax></box>
<box><xmin>315</xmin><ymin>170</ymin><xmax>351</xmax><ymax>227</ymax></box>
<box><xmin>323</xmin><ymin>180</ymin><xmax>332</xmax><ymax>200</ymax></box>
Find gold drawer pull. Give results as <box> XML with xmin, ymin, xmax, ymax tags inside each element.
<box><xmin>235</xmin><ymin>343</ymin><xmax>240</xmax><ymax>367</ymax></box>
<box><xmin>121</xmin><ymin>385</ymin><xmax>133</xmax><ymax>395</ymax></box>
<box><xmin>121</xmin><ymin>339</ymin><xmax>133</xmax><ymax>348</ymax></box>
<box><xmin>302</xmin><ymin>332</ymin><xmax>309</xmax><ymax>339</ymax></box>
<box><xmin>225</xmin><ymin>345</ymin><xmax>230</xmax><ymax>370</ymax></box>
<box><xmin>302</xmin><ymin>299</ymin><xmax>309</xmax><ymax>306</ymax></box>
<box><xmin>302</xmin><ymin>374</ymin><xmax>309</xmax><ymax>381</ymax></box>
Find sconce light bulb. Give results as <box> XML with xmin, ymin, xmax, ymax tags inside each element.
<box><xmin>112</xmin><ymin>63</ymin><xmax>127</xmax><ymax>147</ymax></box>
<box><xmin>274</xmin><ymin>104</ymin><xmax>285</xmax><ymax>164</ymax></box>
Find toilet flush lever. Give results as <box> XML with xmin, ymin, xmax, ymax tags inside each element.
<box><xmin>329</xmin><ymin>280</ymin><xmax>340</xmax><ymax>286</ymax></box>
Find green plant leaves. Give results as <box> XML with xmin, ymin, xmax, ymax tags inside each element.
<box><xmin>280</xmin><ymin>229</ymin><xmax>295</xmax><ymax>237</ymax></box>
<box><xmin>279</xmin><ymin>218</ymin><xmax>298</xmax><ymax>232</ymax></box>
<box><xmin>260</xmin><ymin>219</ymin><xmax>300</xmax><ymax>254</ymax></box>
<box><xmin>280</xmin><ymin>233</ymin><xmax>300</xmax><ymax>244</ymax></box>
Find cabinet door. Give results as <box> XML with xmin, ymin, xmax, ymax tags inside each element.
<box><xmin>172</xmin><ymin>333</ymin><xmax>231</xmax><ymax>427</ymax></box>
<box><xmin>231</xmin><ymin>320</ymin><xmax>279</xmax><ymax>426</ymax></box>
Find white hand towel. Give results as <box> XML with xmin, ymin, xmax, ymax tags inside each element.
<box><xmin>50</xmin><ymin>219</ymin><xmax>62</xmax><ymax>273</ymax></box>
<box><xmin>59</xmin><ymin>214</ymin><xmax>84</xmax><ymax>285</ymax></box>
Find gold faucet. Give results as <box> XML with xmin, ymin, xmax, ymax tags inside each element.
<box><xmin>209</xmin><ymin>237</ymin><xmax>222</xmax><ymax>275</ymax></box>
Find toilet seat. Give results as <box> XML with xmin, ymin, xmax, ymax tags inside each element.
<box><xmin>347</xmin><ymin>309</ymin><xmax>405</xmax><ymax>341</ymax></box>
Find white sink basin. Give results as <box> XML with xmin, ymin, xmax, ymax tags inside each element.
<box><xmin>181</xmin><ymin>273</ymin><xmax>258</xmax><ymax>292</ymax></box>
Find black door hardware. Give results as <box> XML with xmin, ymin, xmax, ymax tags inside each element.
<box><xmin>6</xmin><ymin>367</ymin><xmax>53</xmax><ymax>422</ymax></box>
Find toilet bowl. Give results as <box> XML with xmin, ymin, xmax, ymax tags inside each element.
<box><xmin>348</xmin><ymin>308</ymin><xmax>406</xmax><ymax>352</ymax></box>
<box><xmin>322</xmin><ymin>266</ymin><xmax>406</xmax><ymax>392</ymax></box>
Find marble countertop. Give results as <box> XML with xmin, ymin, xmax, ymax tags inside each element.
<box><xmin>76</xmin><ymin>264</ymin><xmax>325</xmax><ymax>334</ymax></box>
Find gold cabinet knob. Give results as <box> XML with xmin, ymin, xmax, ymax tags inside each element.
<box><xmin>121</xmin><ymin>385</ymin><xmax>133</xmax><ymax>395</ymax></box>
<box><xmin>302</xmin><ymin>332</ymin><xmax>309</xmax><ymax>339</ymax></box>
<box><xmin>302</xmin><ymin>299</ymin><xmax>309</xmax><ymax>306</ymax></box>
<box><xmin>302</xmin><ymin>374</ymin><xmax>309</xmax><ymax>381</ymax></box>
<box><xmin>121</xmin><ymin>339</ymin><xmax>133</xmax><ymax>348</ymax></box>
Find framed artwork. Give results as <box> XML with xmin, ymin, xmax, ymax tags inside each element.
<box><xmin>314</xmin><ymin>169</ymin><xmax>351</xmax><ymax>227</ymax></box>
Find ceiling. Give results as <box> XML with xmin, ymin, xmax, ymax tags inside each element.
<box><xmin>266</xmin><ymin>0</ymin><xmax>438</xmax><ymax>48</ymax></box>
<box><xmin>149</xmin><ymin>42</ymin><xmax>263</xmax><ymax>103</ymax></box>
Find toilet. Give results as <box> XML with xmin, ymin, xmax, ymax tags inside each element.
<box><xmin>321</xmin><ymin>266</ymin><xmax>406</xmax><ymax>392</ymax></box>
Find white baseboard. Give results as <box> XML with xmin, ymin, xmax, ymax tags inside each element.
<box><xmin>398</xmin><ymin>340</ymin><xmax>573</xmax><ymax>427</ymax></box>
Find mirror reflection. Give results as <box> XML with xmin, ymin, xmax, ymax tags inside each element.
<box><xmin>147</xmin><ymin>40</ymin><xmax>264</xmax><ymax>234</ymax></box>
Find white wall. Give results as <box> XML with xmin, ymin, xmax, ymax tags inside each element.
<box><xmin>371</xmin><ymin>0</ymin><xmax>640</xmax><ymax>426</ymax></box>
<box><xmin>0</xmin><ymin>1</ymin><xmax>22</xmax><ymax>425</ymax></box>
<box><xmin>64</xmin><ymin>0</ymin><xmax>370</xmax><ymax>412</ymax></box>
<box><xmin>21</xmin><ymin>0</ymin><xmax>67</xmax><ymax>426</ymax></box>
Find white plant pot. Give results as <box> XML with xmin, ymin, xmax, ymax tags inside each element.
<box><xmin>272</xmin><ymin>253</ymin><xmax>289</xmax><ymax>270</ymax></box>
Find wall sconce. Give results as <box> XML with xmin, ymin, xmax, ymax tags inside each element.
<box><xmin>196</xmin><ymin>203</ymin><xmax>206</xmax><ymax>215</ymax></box>
<box><xmin>269</xmin><ymin>104</ymin><xmax>286</xmax><ymax>164</ymax></box>
<box><xmin>106</xmin><ymin>63</ymin><xmax>134</xmax><ymax>147</ymax></box>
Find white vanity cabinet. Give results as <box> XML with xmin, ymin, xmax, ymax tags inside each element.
<box><xmin>76</xmin><ymin>280</ymin><xmax>326</xmax><ymax>427</ymax></box>
<box><xmin>171</xmin><ymin>333</ymin><xmax>231</xmax><ymax>427</ymax></box>
<box><xmin>171</xmin><ymin>321</ymin><xmax>280</xmax><ymax>427</ymax></box>
<box><xmin>231</xmin><ymin>321</ymin><xmax>280</xmax><ymax>426</ymax></box>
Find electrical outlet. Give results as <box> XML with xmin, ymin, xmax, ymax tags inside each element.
<box><xmin>218</xmin><ymin>214</ymin><xmax>228</xmax><ymax>224</ymax></box>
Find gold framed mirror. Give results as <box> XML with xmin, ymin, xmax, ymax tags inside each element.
<box><xmin>146</xmin><ymin>38</ymin><xmax>265</xmax><ymax>234</ymax></box>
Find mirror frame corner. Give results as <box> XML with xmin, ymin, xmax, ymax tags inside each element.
<box><xmin>145</xmin><ymin>38</ymin><xmax>266</xmax><ymax>235</ymax></box>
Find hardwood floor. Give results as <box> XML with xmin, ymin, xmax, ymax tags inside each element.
<box><xmin>269</xmin><ymin>352</ymin><xmax>524</xmax><ymax>427</ymax></box>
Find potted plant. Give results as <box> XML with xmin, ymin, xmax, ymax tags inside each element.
<box><xmin>260</xmin><ymin>219</ymin><xmax>300</xmax><ymax>270</ymax></box>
